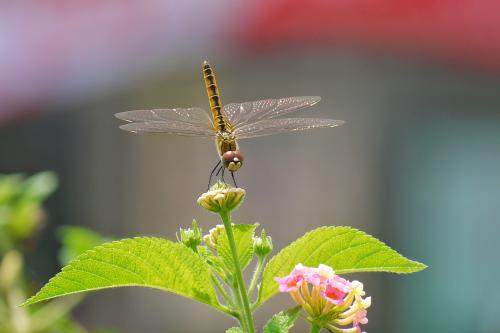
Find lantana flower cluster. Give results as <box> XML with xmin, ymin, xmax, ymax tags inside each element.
<box><xmin>197</xmin><ymin>182</ymin><xmax>245</xmax><ymax>213</ymax></box>
<box><xmin>275</xmin><ymin>264</ymin><xmax>371</xmax><ymax>333</ymax></box>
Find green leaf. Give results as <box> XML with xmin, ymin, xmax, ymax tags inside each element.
<box><xmin>4</xmin><ymin>202</ymin><xmax>40</xmax><ymax>239</ymax></box>
<box><xmin>0</xmin><ymin>172</ymin><xmax>58</xmax><ymax>240</ymax></box>
<box><xmin>258</xmin><ymin>226</ymin><xmax>426</xmax><ymax>306</ymax></box>
<box><xmin>218</xmin><ymin>223</ymin><xmax>257</xmax><ymax>271</ymax></box>
<box><xmin>225</xmin><ymin>328</ymin><xmax>244</xmax><ymax>333</ymax></box>
<box><xmin>57</xmin><ymin>226</ymin><xmax>112</xmax><ymax>266</ymax></box>
<box><xmin>21</xmin><ymin>171</ymin><xmax>58</xmax><ymax>202</ymax></box>
<box><xmin>263</xmin><ymin>306</ymin><xmax>301</xmax><ymax>333</ymax></box>
<box><xmin>24</xmin><ymin>237</ymin><xmax>220</xmax><ymax>310</ymax></box>
<box><xmin>0</xmin><ymin>174</ymin><xmax>23</xmax><ymax>204</ymax></box>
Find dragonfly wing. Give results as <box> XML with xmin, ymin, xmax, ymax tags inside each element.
<box><xmin>119</xmin><ymin>120</ymin><xmax>216</xmax><ymax>137</ymax></box>
<box><xmin>115</xmin><ymin>108</ymin><xmax>213</xmax><ymax>128</ymax></box>
<box><xmin>234</xmin><ymin>118</ymin><xmax>344</xmax><ymax>139</ymax></box>
<box><xmin>223</xmin><ymin>96</ymin><xmax>321</xmax><ymax>128</ymax></box>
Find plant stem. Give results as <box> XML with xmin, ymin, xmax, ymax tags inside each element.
<box><xmin>211</xmin><ymin>274</ymin><xmax>237</xmax><ymax>310</ymax></box>
<box><xmin>247</xmin><ymin>256</ymin><xmax>265</xmax><ymax>301</ymax></box>
<box><xmin>310</xmin><ymin>323</ymin><xmax>322</xmax><ymax>333</ymax></box>
<box><xmin>219</xmin><ymin>210</ymin><xmax>256</xmax><ymax>333</ymax></box>
<box><xmin>231</xmin><ymin>282</ymin><xmax>249</xmax><ymax>333</ymax></box>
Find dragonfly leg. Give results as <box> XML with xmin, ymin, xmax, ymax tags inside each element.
<box><xmin>207</xmin><ymin>160</ymin><xmax>221</xmax><ymax>190</ymax></box>
<box><xmin>216</xmin><ymin>165</ymin><xmax>223</xmax><ymax>177</ymax></box>
<box><xmin>221</xmin><ymin>167</ymin><xmax>226</xmax><ymax>183</ymax></box>
<box><xmin>231</xmin><ymin>171</ymin><xmax>238</xmax><ymax>188</ymax></box>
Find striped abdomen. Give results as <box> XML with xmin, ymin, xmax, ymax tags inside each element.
<box><xmin>202</xmin><ymin>61</ymin><xmax>231</xmax><ymax>133</ymax></box>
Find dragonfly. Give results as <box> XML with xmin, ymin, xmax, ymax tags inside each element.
<box><xmin>115</xmin><ymin>61</ymin><xmax>344</xmax><ymax>188</ymax></box>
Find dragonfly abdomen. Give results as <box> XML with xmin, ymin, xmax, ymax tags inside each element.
<box><xmin>202</xmin><ymin>61</ymin><xmax>231</xmax><ymax>133</ymax></box>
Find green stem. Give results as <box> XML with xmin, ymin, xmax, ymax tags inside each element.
<box><xmin>310</xmin><ymin>323</ymin><xmax>322</xmax><ymax>333</ymax></box>
<box><xmin>219</xmin><ymin>210</ymin><xmax>256</xmax><ymax>333</ymax></box>
<box><xmin>211</xmin><ymin>274</ymin><xmax>237</xmax><ymax>310</ymax></box>
<box><xmin>231</xmin><ymin>282</ymin><xmax>249</xmax><ymax>333</ymax></box>
<box><xmin>6</xmin><ymin>284</ymin><xmax>29</xmax><ymax>333</ymax></box>
<box><xmin>247</xmin><ymin>256</ymin><xmax>265</xmax><ymax>301</ymax></box>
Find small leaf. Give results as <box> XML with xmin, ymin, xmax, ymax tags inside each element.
<box><xmin>0</xmin><ymin>172</ymin><xmax>58</xmax><ymax>240</ymax></box>
<box><xmin>5</xmin><ymin>202</ymin><xmax>40</xmax><ymax>239</ymax></box>
<box><xmin>263</xmin><ymin>306</ymin><xmax>301</xmax><ymax>333</ymax></box>
<box><xmin>218</xmin><ymin>224</ymin><xmax>257</xmax><ymax>271</ymax></box>
<box><xmin>57</xmin><ymin>226</ymin><xmax>112</xmax><ymax>266</ymax></box>
<box><xmin>22</xmin><ymin>171</ymin><xmax>58</xmax><ymax>202</ymax></box>
<box><xmin>0</xmin><ymin>174</ymin><xmax>23</xmax><ymax>204</ymax></box>
<box><xmin>24</xmin><ymin>237</ymin><xmax>219</xmax><ymax>309</ymax></box>
<box><xmin>258</xmin><ymin>227</ymin><xmax>426</xmax><ymax>306</ymax></box>
<box><xmin>225</xmin><ymin>328</ymin><xmax>244</xmax><ymax>333</ymax></box>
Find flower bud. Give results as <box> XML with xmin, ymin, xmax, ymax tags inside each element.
<box><xmin>176</xmin><ymin>219</ymin><xmax>202</xmax><ymax>251</ymax></box>
<box><xmin>253</xmin><ymin>229</ymin><xmax>273</xmax><ymax>257</ymax></box>
<box><xmin>197</xmin><ymin>182</ymin><xmax>245</xmax><ymax>213</ymax></box>
<box><xmin>203</xmin><ymin>224</ymin><xmax>226</xmax><ymax>250</ymax></box>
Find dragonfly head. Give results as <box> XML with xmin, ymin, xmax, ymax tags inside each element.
<box><xmin>222</xmin><ymin>150</ymin><xmax>244</xmax><ymax>172</ymax></box>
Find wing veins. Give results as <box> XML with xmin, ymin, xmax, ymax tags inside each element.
<box><xmin>222</xmin><ymin>96</ymin><xmax>321</xmax><ymax>129</ymax></box>
<box><xmin>115</xmin><ymin>108</ymin><xmax>212</xmax><ymax>127</ymax></box>
<box><xmin>234</xmin><ymin>118</ymin><xmax>344</xmax><ymax>139</ymax></box>
<box><xmin>119</xmin><ymin>120</ymin><xmax>216</xmax><ymax>137</ymax></box>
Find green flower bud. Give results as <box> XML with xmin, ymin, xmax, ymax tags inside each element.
<box><xmin>197</xmin><ymin>182</ymin><xmax>245</xmax><ymax>213</ymax></box>
<box><xmin>203</xmin><ymin>224</ymin><xmax>230</xmax><ymax>250</ymax></box>
<box><xmin>253</xmin><ymin>229</ymin><xmax>273</xmax><ymax>257</ymax></box>
<box><xmin>176</xmin><ymin>219</ymin><xmax>202</xmax><ymax>251</ymax></box>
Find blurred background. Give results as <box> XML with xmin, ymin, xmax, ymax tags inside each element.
<box><xmin>1</xmin><ymin>0</ymin><xmax>500</xmax><ymax>332</ymax></box>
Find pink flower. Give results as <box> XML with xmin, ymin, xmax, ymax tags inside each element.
<box><xmin>275</xmin><ymin>274</ymin><xmax>303</xmax><ymax>292</ymax></box>
<box><xmin>274</xmin><ymin>263</ymin><xmax>307</xmax><ymax>292</ymax></box>
<box><xmin>304</xmin><ymin>264</ymin><xmax>334</xmax><ymax>286</ymax></box>
<box><xmin>348</xmin><ymin>309</ymin><xmax>368</xmax><ymax>333</ymax></box>
<box><xmin>275</xmin><ymin>264</ymin><xmax>371</xmax><ymax>333</ymax></box>
<box><xmin>305</xmin><ymin>273</ymin><xmax>327</xmax><ymax>287</ymax></box>
<box><xmin>320</xmin><ymin>281</ymin><xmax>347</xmax><ymax>305</ymax></box>
<box><xmin>319</xmin><ymin>274</ymin><xmax>351</xmax><ymax>304</ymax></box>
<box><xmin>329</xmin><ymin>275</ymin><xmax>352</xmax><ymax>293</ymax></box>
<box><xmin>353</xmin><ymin>308</ymin><xmax>368</xmax><ymax>326</ymax></box>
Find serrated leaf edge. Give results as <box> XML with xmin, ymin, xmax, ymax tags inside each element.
<box><xmin>23</xmin><ymin>237</ymin><xmax>220</xmax><ymax>310</ymax></box>
<box><xmin>258</xmin><ymin>226</ymin><xmax>426</xmax><ymax>306</ymax></box>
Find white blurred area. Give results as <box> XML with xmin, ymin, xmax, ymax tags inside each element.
<box><xmin>1</xmin><ymin>1</ymin><xmax>500</xmax><ymax>332</ymax></box>
<box><xmin>0</xmin><ymin>0</ymin><xmax>240</xmax><ymax>121</ymax></box>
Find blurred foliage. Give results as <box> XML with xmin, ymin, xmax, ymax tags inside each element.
<box><xmin>57</xmin><ymin>227</ymin><xmax>112</xmax><ymax>267</ymax></box>
<box><xmin>0</xmin><ymin>172</ymin><xmax>57</xmax><ymax>253</ymax></box>
<box><xmin>0</xmin><ymin>172</ymin><xmax>116</xmax><ymax>333</ymax></box>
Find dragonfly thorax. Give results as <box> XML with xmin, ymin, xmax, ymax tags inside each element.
<box><xmin>216</xmin><ymin>132</ymin><xmax>236</xmax><ymax>153</ymax></box>
<box><xmin>215</xmin><ymin>132</ymin><xmax>243</xmax><ymax>171</ymax></box>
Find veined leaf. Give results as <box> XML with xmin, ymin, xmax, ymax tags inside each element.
<box><xmin>263</xmin><ymin>306</ymin><xmax>301</xmax><ymax>333</ymax></box>
<box><xmin>258</xmin><ymin>227</ymin><xmax>426</xmax><ymax>306</ymax></box>
<box><xmin>218</xmin><ymin>224</ymin><xmax>257</xmax><ymax>271</ymax></box>
<box><xmin>24</xmin><ymin>237</ymin><xmax>220</xmax><ymax>309</ymax></box>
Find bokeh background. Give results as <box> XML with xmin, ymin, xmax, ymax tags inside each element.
<box><xmin>1</xmin><ymin>0</ymin><xmax>500</xmax><ymax>332</ymax></box>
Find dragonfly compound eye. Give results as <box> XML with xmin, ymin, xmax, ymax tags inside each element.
<box><xmin>233</xmin><ymin>150</ymin><xmax>244</xmax><ymax>162</ymax></box>
<box><xmin>222</xmin><ymin>150</ymin><xmax>244</xmax><ymax>172</ymax></box>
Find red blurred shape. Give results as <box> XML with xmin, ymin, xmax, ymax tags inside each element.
<box><xmin>241</xmin><ymin>0</ymin><xmax>500</xmax><ymax>70</ymax></box>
